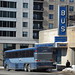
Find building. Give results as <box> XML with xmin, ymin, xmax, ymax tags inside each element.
<box><xmin>0</xmin><ymin>0</ymin><xmax>75</xmax><ymax>66</ymax></box>
<box><xmin>43</xmin><ymin>0</ymin><xmax>75</xmax><ymax>29</ymax></box>
<box><xmin>0</xmin><ymin>0</ymin><xmax>44</xmax><ymax>65</ymax></box>
<box><xmin>39</xmin><ymin>27</ymin><xmax>75</xmax><ymax>66</ymax></box>
<box><xmin>39</xmin><ymin>0</ymin><xmax>75</xmax><ymax>66</ymax></box>
<box><xmin>33</xmin><ymin>0</ymin><xmax>44</xmax><ymax>40</ymax></box>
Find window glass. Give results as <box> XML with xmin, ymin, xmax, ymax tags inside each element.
<box><xmin>3</xmin><ymin>44</ymin><xmax>16</xmax><ymax>51</ymax></box>
<box><xmin>49</xmin><ymin>14</ymin><xmax>53</xmax><ymax>19</ymax></box>
<box><xmin>0</xmin><ymin>31</ymin><xmax>16</xmax><ymax>37</ymax></box>
<box><xmin>69</xmin><ymin>0</ymin><xmax>74</xmax><ymax>2</ymax></box>
<box><xmin>0</xmin><ymin>21</ymin><xmax>2</xmax><ymax>27</ymax></box>
<box><xmin>5</xmin><ymin>49</ymin><xmax>34</xmax><ymax>58</ymax></box>
<box><xmin>49</xmin><ymin>5</ymin><xmax>54</xmax><ymax>10</ymax></box>
<box><xmin>0</xmin><ymin>11</ymin><xmax>2</xmax><ymax>17</ymax></box>
<box><xmin>60</xmin><ymin>0</ymin><xmax>65</xmax><ymax>2</ymax></box>
<box><xmin>69</xmin><ymin>6</ymin><xmax>74</xmax><ymax>11</ymax></box>
<box><xmin>23</xmin><ymin>22</ymin><xmax>28</xmax><ymax>27</ymax></box>
<box><xmin>0</xmin><ymin>21</ymin><xmax>16</xmax><ymax>28</ymax></box>
<box><xmin>20</xmin><ymin>44</ymin><xmax>28</xmax><ymax>49</ymax></box>
<box><xmin>0</xmin><ymin>1</ymin><xmax>1</xmax><ymax>7</ymax></box>
<box><xmin>33</xmin><ymin>31</ymin><xmax>39</xmax><ymax>39</ymax></box>
<box><xmin>3</xmin><ymin>11</ymin><xmax>7</xmax><ymax>17</ymax></box>
<box><xmin>22</xmin><ymin>32</ymin><xmax>28</xmax><ymax>37</ymax></box>
<box><xmin>23</xmin><ymin>12</ymin><xmax>28</xmax><ymax>18</ymax></box>
<box><xmin>49</xmin><ymin>23</ymin><xmax>53</xmax><ymax>29</ymax></box>
<box><xmin>3</xmin><ymin>1</ymin><xmax>7</xmax><ymax>7</ymax></box>
<box><xmin>3</xmin><ymin>21</ymin><xmax>6</xmax><ymax>27</ymax></box>
<box><xmin>49</xmin><ymin>0</ymin><xmax>55</xmax><ymax>2</ymax></box>
<box><xmin>0</xmin><ymin>11</ymin><xmax>16</xmax><ymax>18</ymax></box>
<box><xmin>0</xmin><ymin>1</ymin><xmax>16</xmax><ymax>8</ymax></box>
<box><xmin>23</xmin><ymin>3</ymin><xmax>28</xmax><ymax>8</ymax></box>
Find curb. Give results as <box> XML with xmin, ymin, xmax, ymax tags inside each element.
<box><xmin>0</xmin><ymin>66</ymin><xmax>4</xmax><ymax>70</ymax></box>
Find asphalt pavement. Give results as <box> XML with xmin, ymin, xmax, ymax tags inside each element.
<box><xmin>0</xmin><ymin>66</ymin><xmax>75</xmax><ymax>75</ymax></box>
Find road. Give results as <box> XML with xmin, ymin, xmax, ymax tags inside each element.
<box><xmin>0</xmin><ymin>70</ymin><xmax>73</xmax><ymax>75</ymax></box>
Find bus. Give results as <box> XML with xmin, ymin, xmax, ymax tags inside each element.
<box><xmin>4</xmin><ymin>47</ymin><xmax>56</xmax><ymax>72</ymax></box>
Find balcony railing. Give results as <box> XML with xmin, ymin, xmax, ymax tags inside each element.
<box><xmin>33</xmin><ymin>27</ymin><xmax>43</xmax><ymax>30</ymax></box>
<box><xmin>33</xmin><ymin>8</ymin><xmax>44</xmax><ymax>11</ymax></box>
<box><xmin>33</xmin><ymin>17</ymin><xmax>43</xmax><ymax>20</ymax></box>
<box><xmin>34</xmin><ymin>0</ymin><xmax>44</xmax><ymax>2</ymax></box>
<box><xmin>33</xmin><ymin>36</ymin><xmax>39</xmax><ymax>39</ymax></box>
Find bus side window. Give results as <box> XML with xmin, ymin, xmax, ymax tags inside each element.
<box><xmin>30</xmin><ymin>50</ymin><xmax>34</xmax><ymax>57</ymax></box>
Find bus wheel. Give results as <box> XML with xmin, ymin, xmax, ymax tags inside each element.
<box><xmin>5</xmin><ymin>65</ymin><xmax>10</xmax><ymax>71</ymax></box>
<box><xmin>27</xmin><ymin>64</ymin><xmax>31</xmax><ymax>72</ymax></box>
<box><xmin>24</xmin><ymin>64</ymin><xmax>27</xmax><ymax>72</ymax></box>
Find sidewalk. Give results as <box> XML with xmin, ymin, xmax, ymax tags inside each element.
<box><xmin>0</xmin><ymin>66</ymin><xmax>4</xmax><ymax>70</ymax></box>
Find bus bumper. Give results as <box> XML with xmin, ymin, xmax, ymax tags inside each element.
<box><xmin>37</xmin><ymin>66</ymin><xmax>56</xmax><ymax>69</ymax></box>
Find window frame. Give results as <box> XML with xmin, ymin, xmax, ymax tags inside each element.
<box><xmin>49</xmin><ymin>23</ymin><xmax>53</xmax><ymax>29</ymax></box>
<box><xmin>23</xmin><ymin>3</ymin><xmax>28</xmax><ymax>8</ymax></box>
<box><xmin>49</xmin><ymin>5</ymin><xmax>54</xmax><ymax>10</ymax></box>
<box><xmin>49</xmin><ymin>14</ymin><xmax>53</xmax><ymax>19</ymax></box>
<box><xmin>23</xmin><ymin>12</ymin><xmax>28</xmax><ymax>18</ymax></box>
<box><xmin>69</xmin><ymin>0</ymin><xmax>74</xmax><ymax>2</ymax></box>
<box><xmin>22</xmin><ymin>31</ymin><xmax>28</xmax><ymax>37</ymax></box>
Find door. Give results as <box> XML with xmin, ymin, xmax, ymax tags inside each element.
<box><xmin>72</xmin><ymin>48</ymin><xmax>75</xmax><ymax>65</ymax></box>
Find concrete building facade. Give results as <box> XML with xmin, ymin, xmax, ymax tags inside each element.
<box><xmin>0</xmin><ymin>0</ymin><xmax>75</xmax><ymax>66</ymax></box>
<box><xmin>0</xmin><ymin>0</ymin><xmax>44</xmax><ymax>66</ymax></box>
<box><xmin>39</xmin><ymin>0</ymin><xmax>75</xmax><ymax>65</ymax></box>
<box><xmin>39</xmin><ymin>27</ymin><xmax>75</xmax><ymax>65</ymax></box>
<box><xmin>0</xmin><ymin>0</ymin><xmax>34</xmax><ymax>65</ymax></box>
<box><xmin>43</xmin><ymin>0</ymin><xmax>75</xmax><ymax>29</ymax></box>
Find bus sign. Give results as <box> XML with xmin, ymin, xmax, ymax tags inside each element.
<box><xmin>58</xmin><ymin>6</ymin><xmax>67</xmax><ymax>36</ymax></box>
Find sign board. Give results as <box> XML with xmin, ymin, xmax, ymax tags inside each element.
<box><xmin>55</xmin><ymin>36</ymin><xmax>67</xmax><ymax>42</ymax></box>
<box><xmin>58</xmin><ymin>6</ymin><xmax>67</xmax><ymax>35</ymax></box>
<box><xmin>55</xmin><ymin>43</ymin><xmax>67</xmax><ymax>48</ymax></box>
<box><xmin>35</xmin><ymin>43</ymin><xmax>54</xmax><ymax>47</ymax></box>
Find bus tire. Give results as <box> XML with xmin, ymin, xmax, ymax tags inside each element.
<box><xmin>5</xmin><ymin>65</ymin><xmax>10</xmax><ymax>71</ymax></box>
<box><xmin>27</xmin><ymin>64</ymin><xmax>32</xmax><ymax>72</ymax></box>
<box><xmin>24</xmin><ymin>64</ymin><xmax>27</xmax><ymax>72</ymax></box>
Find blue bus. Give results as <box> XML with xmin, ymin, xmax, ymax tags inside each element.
<box><xmin>4</xmin><ymin>47</ymin><xmax>56</xmax><ymax>72</ymax></box>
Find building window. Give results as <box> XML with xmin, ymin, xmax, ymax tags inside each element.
<box><xmin>49</xmin><ymin>14</ymin><xmax>53</xmax><ymax>19</ymax></box>
<box><xmin>0</xmin><ymin>31</ymin><xmax>16</xmax><ymax>37</ymax></box>
<box><xmin>0</xmin><ymin>1</ymin><xmax>16</xmax><ymax>8</ymax></box>
<box><xmin>69</xmin><ymin>6</ymin><xmax>74</xmax><ymax>11</ymax></box>
<box><xmin>49</xmin><ymin>5</ymin><xmax>54</xmax><ymax>10</ymax></box>
<box><xmin>33</xmin><ymin>31</ymin><xmax>39</xmax><ymax>39</ymax></box>
<box><xmin>3</xmin><ymin>44</ymin><xmax>16</xmax><ymax>51</ymax></box>
<box><xmin>23</xmin><ymin>12</ymin><xmax>28</xmax><ymax>18</ymax></box>
<box><xmin>60</xmin><ymin>0</ymin><xmax>65</xmax><ymax>2</ymax></box>
<box><xmin>23</xmin><ymin>22</ymin><xmax>28</xmax><ymax>27</ymax></box>
<box><xmin>69</xmin><ymin>15</ymin><xmax>75</xmax><ymax>21</ymax></box>
<box><xmin>20</xmin><ymin>44</ymin><xmax>28</xmax><ymax>49</ymax></box>
<box><xmin>23</xmin><ymin>3</ymin><xmax>28</xmax><ymax>8</ymax></box>
<box><xmin>49</xmin><ymin>23</ymin><xmax>53</xmax><ymax>29</ymax></box>
<box><xmin>0</xmin><ymin>11</ymin><xmax>16</xmax><ymax>18</ymax></box>
<box><xmin>69</xmin><ymin>0</ymin><xmax>74</xmax><ymax>2</ymax></box>
<box><xmin>49</xmin><ymin>0</ymin><xmax>55</xmax><ymax>2</ymax></box>
<box><xmin>68</xmin><ymin>24</ymin><xmax>74</xmax><ymax>27</ymax></box>
<box><xmin>0</xmin><ymin>21</ymin><xmax>16</xmax><ymax>28</ymax></box>
<box><xmin>22</xmin><ymin>32</ymin><xmax>28</xmax><ymax>37</ymax></box>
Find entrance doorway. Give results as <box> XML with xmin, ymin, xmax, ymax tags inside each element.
<box><xmin>53</xmin><ymin>48</ymin><xmax>61</xmax><ymax>64</ymax></box>
<box><xmin>72</xmin><ymin>48</ymin><xmax>75</xmax><ymax>65</ymax></box>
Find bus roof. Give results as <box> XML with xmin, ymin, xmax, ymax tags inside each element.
<box><xmin>4</xmin><ymin>47</ymin><xmax>36</xmax><ymax>52</ymax></box>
